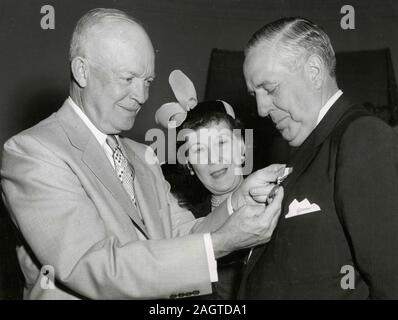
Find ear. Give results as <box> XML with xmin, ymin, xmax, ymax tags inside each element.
<box><xmin>241</xmin><ymin>139</ymin><xmax>246</xmax><ymax>157</ymax></box>
<box><xmin>71</xmin><ymin>56</ymin><xmax>89</xmax><ymax>88</ymax></box>
<box><xmin>304</xmin><ymin>54</ymin><xmax>324</xmax><ymax>90</ymax></box>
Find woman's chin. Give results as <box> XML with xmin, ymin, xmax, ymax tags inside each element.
<box><xmin>209</xmin><ymin>180</ymin><xmax>241</xmax><ymax>196</ymax></box>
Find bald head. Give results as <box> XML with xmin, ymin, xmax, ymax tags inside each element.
<box><xmin>69</xmin><ymin>8</ymin><xmax>152</xmax><ymax>61</ymax></box>
<box><xmin>85</xmin><ymin>20</ymin><xmax>153</xmax><ymax>71</ymax></box>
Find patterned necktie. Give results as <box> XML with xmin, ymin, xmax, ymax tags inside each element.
<box><xmin>106</xmin><ymin>135</ymin><xmax>138</xmax><ymax>209</ymax></box>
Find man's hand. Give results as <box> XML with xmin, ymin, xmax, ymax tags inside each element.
<box><xmin>211</xmin><ymin>187</ymin><xmax>284</xmax><ymax>259</ymax></box>
<box><xmin>231</xmin><ymin>164</ymin><xmax>286</xmax><ymax>210</ymax></box>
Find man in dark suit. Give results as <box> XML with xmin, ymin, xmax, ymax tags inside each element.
<box><xmin>239</xmin><ymin>17</ymin><xmax>398</xmax><ymax>299</ymax></box>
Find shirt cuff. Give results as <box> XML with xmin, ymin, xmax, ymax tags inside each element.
<box><xmin>203</xmin><ymin>233</ymin><xmax>218</xmax><ymax>283</ymax></box>
<box><xmin>227</xmin><ymin>193</ymin><xmax>234</xmax><ymax>216</ymax></box>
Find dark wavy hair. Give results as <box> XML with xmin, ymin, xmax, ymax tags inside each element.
<box><xmin>180</xmin><ymin>100</ymin><xmax>242</xmax><ymax>132</ymax></box>
<box><xmin>162</xmin><ymin>100</ymin><xmax>243</xmax><ymax>217</ymax></box>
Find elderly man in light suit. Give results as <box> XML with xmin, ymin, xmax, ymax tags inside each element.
<box><xmin>1</xmin><ymin>8</ymin><xmax>284</xmax><ymax>300</ymax></box>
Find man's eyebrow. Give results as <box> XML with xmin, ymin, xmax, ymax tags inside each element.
<box><xmin>118</xmin><ymin>70</ymin><xmax>156</xmax><ymax>79</ymax></box>
<box><xmin>117</xmin><ymin>70</ymin><xmax>136</xmax><ymax>77</ymax></box>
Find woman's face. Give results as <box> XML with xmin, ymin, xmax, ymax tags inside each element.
<box><xmin>184</xmin><ymin>120</ymin><xmax>244</xmax><ymax>195</ymax></box>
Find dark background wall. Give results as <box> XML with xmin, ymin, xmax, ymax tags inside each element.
<box><xmin>0</xmin><ymin>0</ymin><xmax>397</xmax><ymax>153</ymax></box>
<box><xmin>0</xmin><ymin>0</ymin><xmax>397</xmax><ymax>299</ymax></box>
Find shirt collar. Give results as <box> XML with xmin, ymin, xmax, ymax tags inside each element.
<box><xmin>67</xmin><ymin>96</ymin><xmax>108</xmax><ymax>147</ymax></box>
<box><xmin>316</xmin><ymin>89</ymin><xmax>343</xmax><ymax>126</ymax></box>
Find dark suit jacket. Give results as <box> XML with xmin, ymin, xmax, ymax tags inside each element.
<box><xmin>239</xmin><ymin>96</ymin><xmax>398</xmax><ymax>299</ymax></box>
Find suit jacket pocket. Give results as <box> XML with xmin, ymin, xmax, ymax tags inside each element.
<box><xmin>281</xmin><ymin>207</ymin><xmax>344</xmax><ymax>284</ymax></box>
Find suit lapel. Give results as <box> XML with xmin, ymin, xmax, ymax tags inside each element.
<box><xmin>56</xmin><ymin>100</ymin><xmax>149</xmax><ymax>238</ymax></box>
<box><xmin>243</xmin><ymin>95</ymin><xmax>355</xmax><ymax>280</ymax></box>
<box><xmin>283</xmin><ymin>96</ymin><xmax>354</xmax><ymax>201</ymax></box>
<box><xmin>82</xmin><ymin>139</ymin><xmax>149</xmax><ymax>237</ymax></box>
<box><xmin>119</xmin><ymin>138</ymin><xmax>166</xmax><ymax>239</ymax></box>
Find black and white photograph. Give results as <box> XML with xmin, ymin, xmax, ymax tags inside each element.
<box><xmin>0</xmin><ymin>0</ymin><xmax>398</xmax><ymax>307</ymax></box>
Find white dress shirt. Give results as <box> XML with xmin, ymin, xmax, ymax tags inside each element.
<box><xmin>316</xmin><ymin>90</ymin><xmax>343</xmax><ymax>125</ymax></box>
<box><xmin>67</xmin><ymin>97</ymin><xmax>218</xmax><ymax>282</ymax></box>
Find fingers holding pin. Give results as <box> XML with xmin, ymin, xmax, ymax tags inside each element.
<box><xmin>249</xmin><ymin>185</ymin><xmax>275</xmax><ymax>203</ymax></box>
<box><xmin>249</xmin><ymin>167</ymin><xmax>292</xmax><ymax>205</ymax></box>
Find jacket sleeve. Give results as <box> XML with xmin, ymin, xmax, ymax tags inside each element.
<box><xmin>335</xmin><ymin>116</ymin><xmax>398</xmax><ymax>299</ymax></box>
<box><xmin>1</xmin><ymin>134</ymin><xmax>213</xmax><ymax>299</ymax></box>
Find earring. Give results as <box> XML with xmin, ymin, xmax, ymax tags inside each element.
<box><xmin>240</xmin><ymin>153</ymin><xmax>246</xmax><ymax>166</ymax></box>
<box><xmin>186</xmin><ymin>164</ymin><xmax>195</xmax><ymax>176</ymax></box>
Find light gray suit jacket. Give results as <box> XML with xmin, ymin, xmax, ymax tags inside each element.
<box><xmin>1</xmin><ymin>100</ymin><xmax>229</xmax><ymax>299</ymax></box>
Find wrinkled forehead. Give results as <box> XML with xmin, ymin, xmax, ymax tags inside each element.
<box><xmin>243</xmin><ymin>41</ymin><xmax>284</xmax><ymax>85</ymax></box>
<box><xmin>85</xmin><ymin>20</ymin><xmax>155</xmax><ymax>71</ymax></box>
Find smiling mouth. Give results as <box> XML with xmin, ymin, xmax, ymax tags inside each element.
<box><xmin>118</xmin><ymin>104</ymin><xmax>141</xmax><ymax>113</ymax></box>
<box><xmin>211</xmin><ymin>168</ymin><xmax>228</xmax><ymax>179</ymax></box>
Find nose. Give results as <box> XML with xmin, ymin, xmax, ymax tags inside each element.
<box><xmin>208</xmin><ymin>144</ymin><xmax>223</xmax><ymax>165</ymax></box>
<box><xmin>130</xmin><ymin>78</ymin><xmax>149</xmax><ymax>105</ymax></box>
<box><xmin>256</xmin><ymin>94</ymin><xmax>273</xmax><ymax>117</ymax></box>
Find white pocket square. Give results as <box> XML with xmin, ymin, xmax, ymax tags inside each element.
<box><xmin>285</xmin><ymin>198</ymin><xmax>321</xmax><ymax>218</ymax></box>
